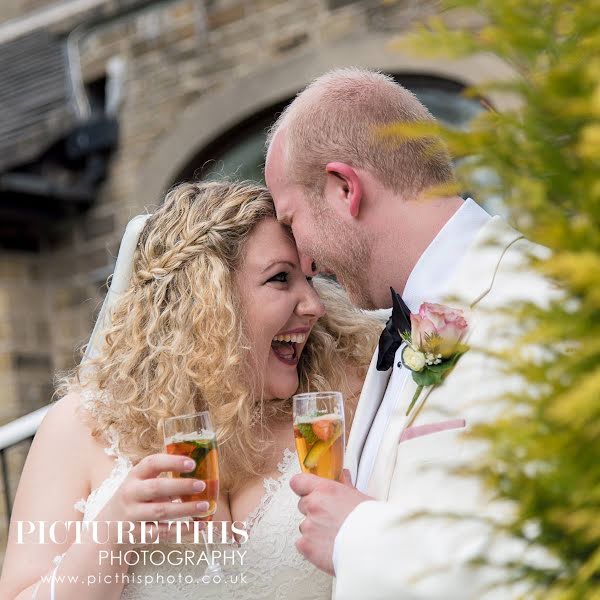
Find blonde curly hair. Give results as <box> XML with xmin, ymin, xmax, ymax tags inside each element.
<box><xmin>60</xmin><ymin>180</ymin><xmax>382</xmax><ymax>491</ymax></box>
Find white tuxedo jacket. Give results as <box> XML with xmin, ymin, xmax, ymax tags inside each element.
<box><xmin>333</xmin><ymin>217</ymin><xmax>554</xmax><ymax>599</ymax></box>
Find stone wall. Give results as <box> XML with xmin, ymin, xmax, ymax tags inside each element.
<box><xmin>0</xmin><ymin>0</ymin><xmax>498</xmax><ymax>557</ymax></box>
<box><xmin>45</xmin><ymin>0</ymin><xmax>358</xmax><ymax>373</ymax></box>
<box><xmin>1</xmin><ymin>0</ymin><xmax>57</xmax><ymax>23</ymax></box>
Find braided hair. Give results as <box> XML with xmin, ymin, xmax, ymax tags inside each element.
<box><xmin>61</xmin><ymin>180</ymin><xmax>381</xmax><ymax>491</ymax></box>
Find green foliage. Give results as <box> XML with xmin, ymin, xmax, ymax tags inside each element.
<box><xmin>297</xmin><ymin>423</ymin><xmax>318</xmax><ymax>445</ymax></box>
<box><xmin>400</xmin><ymin>1</ymin><xmax>600</xmax><ymax>597</ymax></box>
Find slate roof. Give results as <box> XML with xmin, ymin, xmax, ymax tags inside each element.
<box><xmin>0</xmin><ymin>29</ymin><xmax>78</xmax><ymax>172</ymax></box>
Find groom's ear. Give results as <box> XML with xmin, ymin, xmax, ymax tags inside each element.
<box><xmin>325</xmin><ymin>162</ymin><xmax>363</xmax><ymax>219</ymax></box>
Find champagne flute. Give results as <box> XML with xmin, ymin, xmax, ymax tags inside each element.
<box><xmin>163</xmin><ymin>411</ymin><xmax>223</xmax><ymax>576</ymax></box>
<box><xmin>292</xmin><ymin>392</ymin><xmax>345</xmax><ymax>481</ymax></box>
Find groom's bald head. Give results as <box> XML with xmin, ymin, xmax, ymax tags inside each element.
<box><xmin>266</xmin><ymin>67</ymin><xmax>454</xmax><ymax>200</ymax></box>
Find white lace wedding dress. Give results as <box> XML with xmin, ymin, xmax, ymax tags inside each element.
<box><xmin>44</xmin><ymin>393</ymin><xmax>333</xmax><ymax>600</ymax></box>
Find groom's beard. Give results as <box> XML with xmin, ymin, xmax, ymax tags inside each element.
<box><xmin>307</xmin><ymin>204</ymin><xmax>375</xmax><ymax>310</ymax></box>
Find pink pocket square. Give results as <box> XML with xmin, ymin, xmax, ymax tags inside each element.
<box><xmin>400</xmin><ymin>418</ymin><xmax>466</xmax><ymax>443</ymax></box>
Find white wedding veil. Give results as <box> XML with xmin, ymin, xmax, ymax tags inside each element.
<box><xmin>83</xmin><ymin>214</ymin><xmax>151</xmax><ymax>362</ymax></box>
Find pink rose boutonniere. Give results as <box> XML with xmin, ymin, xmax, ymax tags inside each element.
<box><xmin>400</xmin><ymin>302</ymin><xmax>469</xmax><ymax>416</ymax></box>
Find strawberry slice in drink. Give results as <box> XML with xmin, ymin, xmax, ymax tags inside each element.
<box><xmin>311</xmin><ymin>419</ymin><xmax>334</xmax><ymax>442</ymax></box>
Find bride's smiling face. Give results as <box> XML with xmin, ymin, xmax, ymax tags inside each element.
<box><xmin>235</xmin><ymin>218</ymin><xmax>325</xmax><ymax>401</ymax></box>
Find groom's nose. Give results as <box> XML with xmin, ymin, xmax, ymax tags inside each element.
<box><xmin>300</xmin><ymin>254</ymin><xmax>319</xmax><ymax>277</ymax></box>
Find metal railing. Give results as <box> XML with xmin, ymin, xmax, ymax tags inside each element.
<box><xmin>0</xmin><ymin>405</ymin><xmax>50</xmax><ymax>528</ymax></box>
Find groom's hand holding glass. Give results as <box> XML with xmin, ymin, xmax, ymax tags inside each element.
<box><xmin>291</xmin><ymin>391</ymin><xmax>373</xmax><ymax>575</ymax></box>
<box><xmin>291</xmin><ymin>466</ymin><xmax>372</xmax><ymax>575</ymax></box>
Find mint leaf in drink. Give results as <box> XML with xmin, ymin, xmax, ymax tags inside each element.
<box><xmin>297</xmin><ymin>423</ymin><xmax>318</xmax><ymax>445</ymax></box>
<box><xmin>180</xmin><ymin>444</ymin><xmax>211</xmax><ymax>478</ymax></box>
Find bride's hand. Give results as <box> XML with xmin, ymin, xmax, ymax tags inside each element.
<box><xmin>93</xmin><ymin>453</ymin><xmax>208</xmax><ymax>546</ymax></box>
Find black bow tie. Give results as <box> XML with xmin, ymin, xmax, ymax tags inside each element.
<box><xmin>376</xmin><ymin>287</ymin><xmax>412</xmax><ymax>371</ymax></box>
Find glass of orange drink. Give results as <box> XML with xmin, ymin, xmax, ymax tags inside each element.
<box><xmin>163</xmin><ymin>411</ymin><xmax>219</xmax><ymax>520</ymax></box>
<box><xmin>293</xmin><ymin>392</ymin><xmax>345</xmax><ymax>481</ymax></box>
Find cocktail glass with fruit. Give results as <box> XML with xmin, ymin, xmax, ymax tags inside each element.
<box><xmin>163</xmin><ymin>411</ymin><xmax>223</xmax><ymax>576</ymax></box>
<box><xmin>164</xmin><ymin>412</ymin><xmax>219</xmax><ymax>519</ymax></box>
<box><xmin>292</xmin><ymin>392</ymin><xmax>345</xmax><ymax>481</ymax></box>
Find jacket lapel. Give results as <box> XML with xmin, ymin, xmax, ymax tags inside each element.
<box><xmin>366</xmin><ymin>313</ymin><xmax>481</xmax><ymax>499</ymax></box>
<box><xmin>365</xmin><ymin>217</ymin><xmax>524</xmax><ymax>499</ymax></box>
<box><xmin>366</xmin><ymin>376</ymin><xmax>436</xmax><ymax>497</ymax></box>
<box><xmin>344</xmin><ymin>349</ymin><xmax>392</xmax><ymax>484</ymax></box>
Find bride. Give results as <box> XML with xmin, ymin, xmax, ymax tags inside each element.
<box><xmin>0</xmin><ymin>180</ymin><xmax>380</xmax><ymax>599</ymax></box>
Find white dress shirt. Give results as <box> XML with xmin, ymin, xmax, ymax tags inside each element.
<box><xmin>354</xmin><ymin>198</ymin><xmax>491</xmax><ymax>491</ymax></box>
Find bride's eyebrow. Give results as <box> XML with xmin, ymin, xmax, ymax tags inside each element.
<box><xmin>262</xmin><ymin>260</ymin><xmax>296</xmax><ymax>273</ymax></box>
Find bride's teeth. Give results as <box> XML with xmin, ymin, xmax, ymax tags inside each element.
<box><xmin>272</xmin><ymin>333</ymin><xmax>306</xmax><ymax>344</ymax></box>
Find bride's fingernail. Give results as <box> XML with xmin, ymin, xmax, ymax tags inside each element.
<box><xmin>196</xmin><ymin>502</ymin><xmax>209</xmax><ymax>512</ymax></box>
<box><xmin>184</xmin><ymin>460</ymin><xmax>196</xmax><ymax>470</ymax></box>
<box><xmin>192</xmin><ymin>480</ymin><xmax>205</xmax><ymax>492</ymax></box>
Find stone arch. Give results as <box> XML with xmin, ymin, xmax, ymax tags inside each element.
<box><xmin>139</xmin><ymin>32</ymin><xmax>517</xmax><ymax>205</ymax></box>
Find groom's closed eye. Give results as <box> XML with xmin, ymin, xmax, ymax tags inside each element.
<box><xmin>282</xmin><ymin>223</ymin><xmax>295</xmax><ymax>238</ymax></box>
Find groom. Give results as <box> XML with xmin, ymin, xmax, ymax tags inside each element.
<box><xmin>265</xmin><ymin>68</ymin><xmax>550</xmax><ymax>598</ymax></box>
